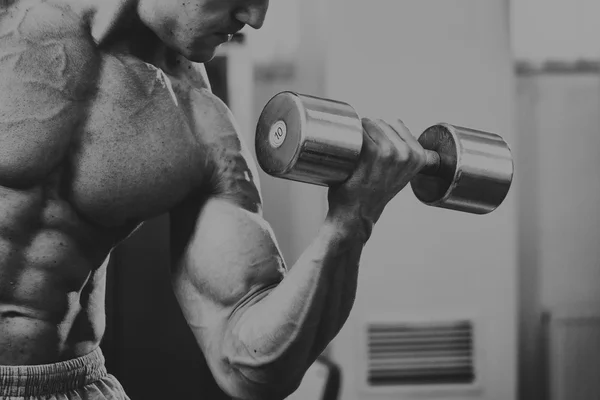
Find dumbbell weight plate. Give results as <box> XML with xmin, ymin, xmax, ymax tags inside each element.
<box><xmin>411</xmin><ymin>124</ymin><xmax>514</xmax><ymax>215</ymax></box>
<box><xmin>255</xmin><ymin>92</ymin><xmax>363</xmax><ymax>186</ymax></box>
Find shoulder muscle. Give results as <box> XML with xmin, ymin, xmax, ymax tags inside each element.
<box><xmin>0</xmin><ymin>0</ymin><xmax>98</xmax><ymax>100</ymax></box>
<box><xmin>0</xmin><ymin>1</ymin><xmax>99</xmax><ymax>185</ymax></box>
<box><xmin>186</xmin><ymin>86</ymin><xmax>263</xmax><ymax>213</ymax></box>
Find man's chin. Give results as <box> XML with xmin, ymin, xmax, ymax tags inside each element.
<box><xmin>185</xmin><ymin>45</ymin><xmax>219</xmax><ymax>63</ymax></box>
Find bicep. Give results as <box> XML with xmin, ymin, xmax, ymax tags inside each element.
<box><xmin>170</xmin><ymin>196</ymin><xmax>286</xmax><ymax>314</ymax></box>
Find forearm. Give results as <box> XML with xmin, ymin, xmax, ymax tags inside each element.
<box><xmin>222</xmin><ymin>210</ymin><xmax>369</xmax><ymax>396</ymax></box>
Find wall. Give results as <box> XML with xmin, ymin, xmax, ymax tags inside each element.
<box><xmin>323</xmin><ymin>1</ymin><xmax>518</xmax><ymax>400</ymax></box>
<box><xmin>510</xmin><ymin>0</ymin><xmax>600</xmax><ymax>63</ymax></box>
<box><xmin>510</xmin><ymin>2</ymin><xmax>600</xmax><ymax>399</ymax></box>
<box><xmin>516</xmin><ymin>70</ymin><xmax>600</xmax><ymax>400</ymax></box>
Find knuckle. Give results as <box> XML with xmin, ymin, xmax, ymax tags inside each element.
<box><xmin>394</xmin><ymin>144</ymin><xmax>411</xmax><ymax>162</ymax></box>
<box><xmin>414</xmin><ymin>147</ymin><xmax>428</xmax><ymax>167</ymax></box>
<box><xmin>377</xmin><ymin>142</ymin><xmax>394</xmax><ymax>159</ymax></box>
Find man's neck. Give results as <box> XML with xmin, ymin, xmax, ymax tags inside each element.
<box><xmin>85</xmin><ymin>0</ymin><xmax>207</xmax><ymax>88</ymax></box>
<box><xmin>86</xmin><ymin>0</ymin><xmax>174</xmax><ymax>68</ymax></box>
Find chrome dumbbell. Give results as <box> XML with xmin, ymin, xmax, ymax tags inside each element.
<box><xmin>255</xmin><ymin>91</ymin><xmax>514</xmax><ymax>215</ymax></box>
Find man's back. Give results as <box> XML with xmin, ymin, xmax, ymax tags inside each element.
<box><xmin>0</xmin><ymin>0</ymin><xmax>206</xmax><ymax>365</ymax></box>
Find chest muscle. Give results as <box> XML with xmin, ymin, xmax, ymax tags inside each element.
<box><xmin>0</xmin><ymin>2</ymin><xmax>207</xmax><ymax>227</ymax></box>
<box><xmin>69</xmin><ymin>54</ymin><xmax>207</xmax><ymax>226</ymax></box>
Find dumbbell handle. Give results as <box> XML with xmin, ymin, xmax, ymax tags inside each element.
<box><xmin>421</xmin><ymin>149</ymin><xmax>441</xmax><ymax>176</ymax></box>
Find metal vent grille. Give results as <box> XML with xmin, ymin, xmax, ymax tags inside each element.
<box><xmin>367</xmin><ymin>320</ymin><xmax>475</xmax><ymax>386</ymax></box>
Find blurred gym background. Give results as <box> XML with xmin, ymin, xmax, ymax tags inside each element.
<box><xmin>100</xmin><ymin>1</ymin><xmax>600</xmax><ymax>399</ymax></box>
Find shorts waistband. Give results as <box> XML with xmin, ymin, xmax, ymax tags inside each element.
<box><xmin>0</xmin><ymin>347</ymin><xmax>108</xmax><ymax>397</ymax></box>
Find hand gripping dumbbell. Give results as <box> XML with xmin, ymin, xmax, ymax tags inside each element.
<box><xmin>254</xmin><ymin>92</ymin><xmax>514</xmax><ymax>215</ymax></box>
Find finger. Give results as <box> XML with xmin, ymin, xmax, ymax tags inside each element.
<box><xmin>385</xmin><ymin>118</ymin><xmax>421</xmax><ymax>149</ymax></box>
<box><xmin>360</xmin><ymin>117</ymin><xmax>379</xmax><ymax>144</ymax></box>
<box><xmin>355</xmin><ymin>118</ymin><xmax>387</xmax><ymax>173</ymax></box>
<box><xmin>383</xmin><ymin>118</ymin><xmax>427</xmax><ymax>165</ymax></box>
<box><xmin>366</xmin><ymin>118</ymin><xmax>414</xmax><ymax>165</ymax></box>
<box><xmin>365</xmin><ymin>117</ymin><xmax>412</xmax><ymax>154</ymax></box>
<box><xmin>361</xmin><ymin>117</ymin><xmax>396</xmax><ymax>154</ymax></box>
<box><xmin>372</xmin><ymin>118</ymin><xmax>407</xmax><ymax>149</ymax></box>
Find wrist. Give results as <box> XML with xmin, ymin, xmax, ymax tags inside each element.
<box><xmin>324</xmin><ymin>205</ymin><xmax>374</xmax><ymax>243</ymax></box>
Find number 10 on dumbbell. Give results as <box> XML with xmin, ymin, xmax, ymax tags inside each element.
<box><xmin>255</xmin><ymin>91</ymin><xmax>514</xmax><ymax>215</ymax></box>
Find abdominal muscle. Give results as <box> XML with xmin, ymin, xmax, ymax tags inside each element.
<box><xmin>0</xmin><ymin>185</ymin><xmax>121</xmax><ymax>366</ymax></box>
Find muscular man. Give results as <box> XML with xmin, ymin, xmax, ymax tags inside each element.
<box><xmin>0</xmin><ymin>0</ymin><xmax>427</xmax><ymax>399</ymax></box>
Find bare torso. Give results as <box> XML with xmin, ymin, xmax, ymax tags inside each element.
<box><xmin>0</xmin><ymin>0</ymin><xmax>211</xmax><ymax>364</ymax></box>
